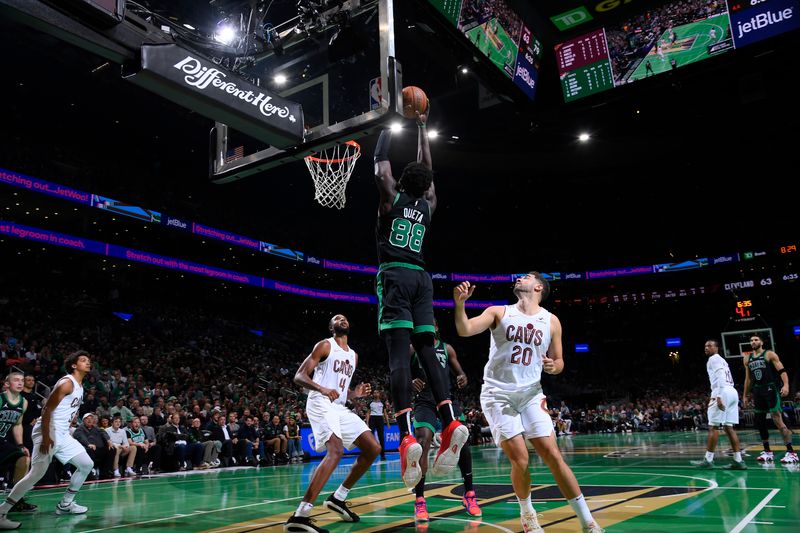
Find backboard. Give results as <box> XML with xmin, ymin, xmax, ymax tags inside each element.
<box><xmin>209</xmin><ymin>0</ymin><xmax>402</xmax><ymax>184</ymax></box>
<box><xmin>721</xmin><ymin>328</ymin><xmax>775</xmax><ymax>359</ymax></box>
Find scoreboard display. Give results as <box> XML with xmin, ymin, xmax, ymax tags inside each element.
<box><xmin>555</xmin><ymin>28</ymin><xmax>615</xmax><ymax>102</ymax></box>
<box><xmin>427</xmin><ymin>0</ymin><xmax>543</xmax><ymax>100</ymax></box>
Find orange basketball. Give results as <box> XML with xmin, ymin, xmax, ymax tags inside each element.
<box><xmin>402</xmin><ymin>86</ymin><xmax>429</xmax><ymax>119</ymax></box>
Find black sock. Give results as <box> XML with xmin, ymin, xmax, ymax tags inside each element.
<box><xmin>385</xmin><ymin>329</ymin><xmax>412</xmax><ymax>435</ymax></box>
<box><xmin>458</xmin><ymin>444</ymin><xmax>473</xmax><ymax>492</ymax></box>
<box><xmin>763</xmin><ymin>441</ymin><xmax>771</xmax><ymax>452</ymax></box>
<box><xmin>786</xmin><ymin>443</ymin><xmax>794</xmax><ymax>453</ymax></box>
<box><xmin>415</xmin><ymin>474</ymin><xmax>426</xmax><ymax>498</ymax></box>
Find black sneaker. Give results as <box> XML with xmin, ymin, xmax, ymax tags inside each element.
<box><xmin>284</xmin><ymin>514</ymin><xmax>329</xmax><ymax>533</ymax></box>
<box><xmin>323</xmin><ymin>494</ymin><xmax>359</xmax><ymax>522</ymax></box>
<box><xmin>10</xmin><ymin>499</ymin><xmax>37</xmax><ymax>513</ymax></box>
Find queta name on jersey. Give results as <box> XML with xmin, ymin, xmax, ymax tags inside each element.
<box><xmin>403</xmin><ymin>207</ymin><xmax>424</xmax><ymax>222</ymax></box>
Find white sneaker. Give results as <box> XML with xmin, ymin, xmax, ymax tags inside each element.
<box><xmin>757</xmin><ymin>451</ymin><xmax>774</xmax><ymax>462</ymax></box>
<box><xmin>125</xmin><ymin>467</ymin><xmax>137</xmax><ymax>476</ymax></box>
<box><xmin>113</xmin><ymin>469</ymin><xmax>121</xmax><ymax>478</ymax></box>
<box><xmin>0</xmin><ymin>516</ymin><xmax>20</xmax><ymax>530</ymax></box>
<box><xmin>520</xmin><ymin>511</ymin><xmax>544</xmax><ymax>532</ymax></box>
<box><xmin>584</xmin><ymin>524</ymin><xmax>605</xmax><ymax>533</ymax></box>
<box><xmin>55</xmin><ymin>502</ymin><xmax>88</xmax><ymax>515</ymax></box>
<box><xmin>780</xmin><ymin>452</ymin><xmax>799</xmax><ymax>464</ymax></box>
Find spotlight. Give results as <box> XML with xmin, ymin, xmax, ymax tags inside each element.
<box><xmin>461</xmin><ymin>67</ymin><xmax>469</xmax><ymax>74</ymax></box>
<box><xmin>389</xmin><ymin>122</ymin><xmax>403</xmax><ymax>132</ymax></box>
<box><xmin>428</xmin><ymin>130</ymin><xmax>439</xmax><ymax>139</ymax></box>
<box><xmin>214</xmin><ymin>25</ymin><xmax>237</xmax><ymax>45</ymax></box>
<box><xmin>578</xmin><ymin>133</ymin><xmax>590</xmax><ymax>142</ymax></box>
<box><xmin>274</xmin><ymin>74</ymin><xmax>288</xmax><ymax>84</ymax></box>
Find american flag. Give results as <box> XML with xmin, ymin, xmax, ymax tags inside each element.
<box><xmin>225</xmin><ymin>145</ymin><xmax>244</xmax><ymax>163</ymax></box>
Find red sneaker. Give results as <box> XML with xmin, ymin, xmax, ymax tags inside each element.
<box><xmin>432</xmin><ymin>421</ymin><xmax>469</xmax><ymax>475</ymax></box>
<box><xmin>400</xmin><ymin>434</ymin><xmax>423</xmax><ymax>489</ymax></box>
<box><xmin>462</xmin><ymin>490</ymin><xmax>481</xmax><ymax>517</ymax></box>
<box><xmin>414</xmin><ymin>496</ymin><xmax>429</xmax><ymax>522</ymax></box>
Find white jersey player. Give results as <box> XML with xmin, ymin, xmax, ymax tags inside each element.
<box><xmin>691</xmin><ymin>339</ymin><xmax>746</xmax><ymax>470</ymax></box>
<box><xmin>285</xmin><ymin>315</ymin><xmax>380</xmax><ymax>533</ymax></box>
<box><xmin>454</xmin><ymin>273</ymin><xmax>604</xmax><ymax>533</ymax></box>
<box><xmin>0</xmin><ymin>351</ymin><xmax>95</xmax><ymax>530</ymax></box>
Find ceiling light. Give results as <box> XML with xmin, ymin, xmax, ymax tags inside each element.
<box><xmin>428</xmin><ymin>130</ymin><xmax>439</xmax><ymax>139</ymax></box>
<box><xmin>390</xmin><ymin>122</ymin><xmax>403</xmax><ymax>132</ymax></box>
<box><xmin>274</xmin><ymin>74</ymin><xmax>288</xmax><ymax>84</ymax></box>
<box><xmin>183</xmin><ymin>24</ymin><xmax>196</xmax><ymax>30</ymax></box>
<box><xmin>214</xmin><ymin>25</ymin><xmax>237</xmax><ymax>45</ymax></box>
<box><xmin>578</xmin><ymin>133</ymin><xmax>590</xmax><ymax>142</ymax></box>
<box><xmin>461</xmin><ymin>67</ymin><xmax>469</xmax><ymax>74</ymax></box>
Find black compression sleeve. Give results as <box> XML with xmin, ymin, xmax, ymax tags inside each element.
<box><xmin>374</xmin><ymin>129</ymin><xmax>392</xmax><ymax>162</ymax></box>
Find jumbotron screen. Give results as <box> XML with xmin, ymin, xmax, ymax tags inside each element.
<box><xmin>428</xmin><ymin>0</ymin><xmax>543</xmax><ymax>100</ymax></box>
<box><xmin>557</xmin><ymin>0</ymin><xmax>744</xmax><ymax>102</ymax></box>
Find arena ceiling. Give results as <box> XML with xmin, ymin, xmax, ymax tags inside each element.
<box><xmin>1</xmin><ymin>1</ymin><xmax>798</xmax><ymax>275</ymax></box>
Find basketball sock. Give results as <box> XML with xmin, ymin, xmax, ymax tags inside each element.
<box><xmin>333</xmin><ymin>485</ymin><xmax>350</xmax><ymax>501</ymax></box>
<box><xmin>414</xmin><ymin>474</ymin><xmax>426</xmax><ymax>498</ymax></box>
<box><xmin>458</xmin><ymin>444</ymin><xmax>473</xmax><ymax>492</ymax></box>
<box><xmin>60</xmin><ymin>489</ymin><xmax>79</xmax><ymax>506</ymax></box>
<box><xmin>763</xmin><ymin>441</ymin><xmax>771</xmax><ymax>452</ymax></box>
<box><xmin>385</xmin><ymin>329</ymin><xmax>412</xmax><ymax>434</ymax></box>
<box><xmin>786</xmin><ymin>443</ymin><xmax>794</xmax><ymax>453</ymax></box>
<box><xmin>296</xmin><ymin>501</ymin><xmax>313</xmax><ymax>517</ymax></box>
<box><xmin>396</xmin><ymin>409</ymin><xmax>412</xmax><ymax>436</ymax></box>
<box><xmin>518</xmin><ymin>495</ymin><xmax>534</xmax><ymax>514</ymax></box>
<box><xmin>705</xmin><ymin>451</ymin><xmax>714</xmax><ymax>462</ymax></box>
<box><xmin>734</xmin><ymin>451</ymin><xmax>742</xmax><ymax>462</ymax></box>
<box><xmin>568</xmin><ymin>494</ymin><xmax>594</xmax><ymax>529</ymax></box>
<box><xmin>0</xmin><ymin>498</ymin><xmax>16</xmax><ymax>516</ymax></box>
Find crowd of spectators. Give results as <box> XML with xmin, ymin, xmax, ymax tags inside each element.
<box><xmin>1</xmin><ymin>283</ymin><xmax>797</xmax><ymax>483</ymax></box>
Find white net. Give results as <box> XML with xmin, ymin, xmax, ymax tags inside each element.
<box><xmin>304</xmin><ymin>141</ymin><xmax>361</xmax><ymax>209</ymax></box>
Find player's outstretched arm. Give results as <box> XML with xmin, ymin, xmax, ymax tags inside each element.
<box><xmin>374</xmin><ymin>129</ymin><xmax>398</xmax><ymax>215</ymax></box>
<box><xmin>294</xmin><ymin>340</ymin><xmax>339</xmax><ymax>402</ymax></box>
<box><xmin>416</xmin><ymin>110</ymin><xmax>437</xmax><ymax>214</ymax></box>
<box><xmin>453</xmin><ymin>281</ymin><xmax>502</xmax><ymax>337</ymax></box>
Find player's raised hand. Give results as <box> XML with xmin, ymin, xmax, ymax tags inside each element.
<box><xmin>354</xmin><ymin>382</ymin><xmax>371</xmax><ymax>398</ymax></box>
<box><xmin>453</xmin><ymin>282</ymin><xmax>475</xmax><ymax>303</ymax></box>
<box><xmin>542</xmin><ymin>355</ymin><xmax>557</xmax><ymax>375</ymax></box>
<box><xmin>320</xmin><ymin>386</ymin><xmax>340</xmax><ymax>402</ymax></box>
<box><xmin>416</xmin><ymin>106</ymin><xmax>429</xmax><ymax>126</ymax></box>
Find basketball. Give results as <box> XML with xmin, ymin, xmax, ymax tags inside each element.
<box><xmin>402</xmin><ymin>86</ymin><xmax>429</xmax><ymax>119</ymax></box>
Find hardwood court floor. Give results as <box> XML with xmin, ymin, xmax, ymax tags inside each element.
<box><xmin>12</xmin><ymin>431</ymin><xmax>799</xmax><ymax>532</ymax></box>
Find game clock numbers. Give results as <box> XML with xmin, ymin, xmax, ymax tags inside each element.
<box><xmin>735</xmin><ymin>300</ymin><xmax>753</xmax><ymax>318</ymax></box>
<box><xmin>779</xmin><ymin>244</ymin><xmax>797</xmax><ymax>254</ymax></box>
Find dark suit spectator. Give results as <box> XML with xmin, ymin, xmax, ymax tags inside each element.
<box><xmin>73</xmin><ymin>413</ymin><xmax>114</xmax><ymax>479</ymax></box>
<box><xmin>209</xmin><ymin>415</ymin><xmax>236</xmax><ymax>466</ymax></box>
<box><xmin>188</xmin><ymin>417</ymin><xmax>218</xmax><ymax>468</ymax></box>
<box><xmin>157</xmin><ymin>413</ymin><xmax>191</xmax><ymax>471</ymax></box>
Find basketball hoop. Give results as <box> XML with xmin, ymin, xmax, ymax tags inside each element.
<box><xmin>304</xmin><ymin>140</ymin><xmax>361</xmax><ymax>209</ymax></box>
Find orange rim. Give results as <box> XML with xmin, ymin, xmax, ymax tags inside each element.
<box><xmin>305</xmin><ymin>140</ymin><xmax>361</xmax><ymax>163</ymax></box>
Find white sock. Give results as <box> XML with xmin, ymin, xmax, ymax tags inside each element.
<box><xmin>568</xmin><ymin>494</ymin><xmax>594</xmax><ymax>528</ymax></box>
<box><xmin>518</xmin><ymin>494</ymin><xmax>535</xmax><ymax>514</ymax></box>
<box><xmin>334</xmin><ymin>485</ymin><xmax>350</xmax><ymax>501</ymax></box>
<box><xmin>734</xmin><ymin>451</ymin><xmax>742</xmax><ymax>462</ymax></box>
<box><xmin>705</xmin><ymin>451</ymin><xmax>714</xmax><ymax>462</ymax></box>
<box><xmin>61</xmin><ymin>489</ymin><xmax>79</xmax><ymax>506</ymax></box>
<box><xmin>296</xmin><ymin>501</ymin><xmax>313</xmax><ymax>517</ymax></box>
